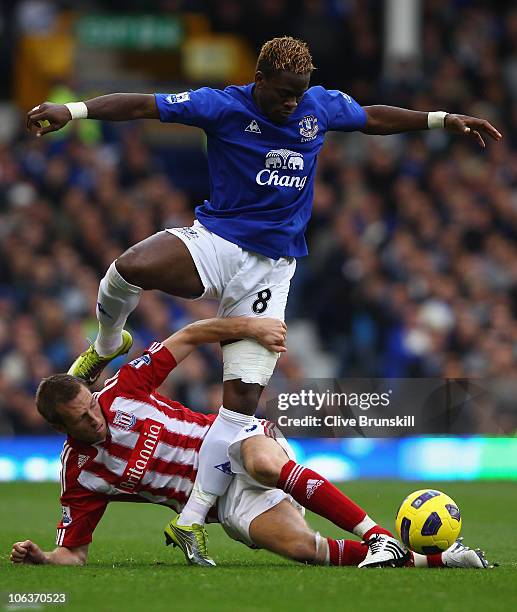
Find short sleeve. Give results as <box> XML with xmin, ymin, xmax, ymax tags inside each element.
<box><xmin>57</xmin><ymin>445</ymin><xmax>107</xmax><ymax>548</ymax></box>
<box><xmin>56</xmin><ymin>491</ymin><xmax>107</xmax><ymax>548</ymax></box>
<box><xmin>115</xmin><ymin>342</ymin><xmax>177</xmax><ymax>397</ymax></box>
<box><xmin>154</xmin><ymin>88</ymin><xmax>228</xmax><ymax>131</ymax></box>
<box><xmin>326</xmin><ymin>89</ymin><xmax>366</xmax><ymax>132</ymax></box>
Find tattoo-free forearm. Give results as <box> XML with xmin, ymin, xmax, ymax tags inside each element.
<box><xmin>162</xmin><ymin>318</ymin><xmax>255</xmax><ymax>364</ymax></box>
<box><xmin>180</xmin><ymin>317</ymin><xmax>252</xmax><ymax>346</ymax></box>
<box><xmin>84</xmin><ymin>93</ymin><xmax>159</xmax><ymax>121</ymax></box>
<box><xmin>362</xmin><ymin>105</ymin><xmax>429</xmax><ymax>135</ymax></box>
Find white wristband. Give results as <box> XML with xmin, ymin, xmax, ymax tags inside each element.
<box><xmin>428</xmin><ymin>111</ymin><xmax>447</xmax><ymax>129</ymax></box>
<box><xmin>65</xmin><ymin>102</ymin><xmax>88</xmax><ymax>120</ymax></box>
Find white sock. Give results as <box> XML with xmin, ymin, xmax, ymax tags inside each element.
<box><xmin>178</xmin><ymin>406</ymin><xmax>254</xmax><ymax>526</ymax></box>
<box><xmin>94</xmin><ymin>262</ymin><xmax>142</xmax><ymax>356</ymax></box>
<box><xmin>177</xmin><ymin>483</ymin><xmax>216</xmax><ymax>526</ymax></box>
<box><xmin>413</xmin><ymin>552</ymin><xmax>428</xmax><ymax>567</ymax></box>
<box><xmin>352</xmin><ymin>515</ymin><xmax>377</xmax><ymax>538</ymax></box>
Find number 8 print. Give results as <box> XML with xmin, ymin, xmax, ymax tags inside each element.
<box><xmin>252</xmin><ymin>289</ymin><xmax>272</xmax><ymax>314</ymax></box>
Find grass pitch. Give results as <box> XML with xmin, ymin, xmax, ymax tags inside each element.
<box><xmin>0</xmin><ymin>481</ymin><xmax>515</xmax><ymax>612</ymax></box>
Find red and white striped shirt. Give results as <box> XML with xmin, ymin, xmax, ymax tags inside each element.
<box><xmin>56</xmin><ymin>342</ymin><xmax>216</xmax><ymax>548</ymax></box>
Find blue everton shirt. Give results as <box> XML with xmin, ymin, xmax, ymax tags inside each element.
<box><xmin>155</xmin><ymin>84</ymin><xmax>366</xmax><ymax>259</ymax></box>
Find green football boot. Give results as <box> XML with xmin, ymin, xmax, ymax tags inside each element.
<box><xmin>67</xmin><ymin>330</ymin><xmax>133</xmax><ymax>385</ymax></box>
<box><xmin>164</xmin><ymin>516</ymin><xmax>216</xmax><ymax>567</ymax></box>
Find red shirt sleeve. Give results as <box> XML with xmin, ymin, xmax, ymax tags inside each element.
<box><xmin>115</xmin><ymin>342</ymin><xmax>177</xmax><ymax>398</ymax></box>
<box><xmin>56</xmin><ymin>442</ymin><xmax>108</xmax><ymax>548</ymax></box>
<box><xmin>56</xmin><ymin>489</ymin><xmax>107</xmax><ymax>548</ymax></box>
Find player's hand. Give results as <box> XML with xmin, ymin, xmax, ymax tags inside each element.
<box><xmin>250</xmin><ymin>318</ymin><xmax>287</xmax><ymax>353</ymax></box>
<box><xmin>26</xmin><ymin>102</ymin><xmax>72</xmax><ymax>137</ymax></box>
<box><xmin>10</xmin><ymin>540</ymin><xmax>47</xmax><ymax>564</ymax></box>
<box><xmin>444</xmin><ymin>114</ymin><xmax>502</xmax><ymax>148</ymax></box>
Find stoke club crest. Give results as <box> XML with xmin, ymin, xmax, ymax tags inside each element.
<box><xmin>113</xmin><ymin>410</ymin><xmax>137</xmax><ymax>431</ymax></box>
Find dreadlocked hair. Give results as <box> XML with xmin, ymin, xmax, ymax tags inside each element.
<box><xmin>256</xmin><ymin>36</ymin><xmax>315</xmax><ymax>77</ymax></box>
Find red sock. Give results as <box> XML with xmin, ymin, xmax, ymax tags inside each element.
<box><xmin>363</xmin><ymin>525</ymin><xmax>394</xmax><ymax>539</ymax></box>
<box><xmin>278</xmin><ymin>460</ymin><xmax>389</xmax><ymax>535</ymax></box>
<box><xmin>426</xmin><ymin>553</ymin><xmax>444</xmax><ymax>568</ymax></box>
<box><xmin>327</xmin><ymin>539</ymin><xmax>368</xmax><ymax>566</ymax></box>
<box><xmin>404</xmin><ymin>551</ymin><xmax>444</xmax><ymax>568</ymax></box>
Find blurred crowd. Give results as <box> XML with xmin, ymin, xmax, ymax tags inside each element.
<box><xmin>1</xmin><ymin>0</ymin><xmax>517</xmax><ymax>434</ymax></box>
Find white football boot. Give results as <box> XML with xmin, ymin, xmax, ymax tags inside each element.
<box><xmin>441</xmin><ymin>538</ymin><xmax>491</xmax><ymax>569</ymax></box>
<box><xmin>358</xmin><ymin>534</ymin><xmax>410</xmax><ymax>568</ymax></box>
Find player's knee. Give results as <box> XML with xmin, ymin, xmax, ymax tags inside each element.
<box><xmin>115</xmin><ymin>248</ymin><xmax>145</xmax><ymax>287</ymax></box>
<box><xmin>243</xmin><ymin>451</ymin><xmax>283</xmax><ymax>487</ymax></box>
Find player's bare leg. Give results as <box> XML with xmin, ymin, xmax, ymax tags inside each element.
<box><xmin>249</xmin><ymin>500</ymin><xmax>489</xmax><ymax>568</ymax></box>
<box><xmin>99</xmin><ymin>230</ymin><xmax>205</xmax><ymax>350</ymax></box>
<box><xmin>241</xmin><ymin>435</ymin><xmax>409</xmax><ymax>567</ymax></box>
<box><xmin>115</xmin><ymin>231</ymin><xmax>204</xmax><ymax>297</ymax></box>
<box><xmin>249</xmin><ymin>499</ymin><xmax>329</xmax><ymax>563</ymax></box>
<box><xmin>243</xmin><ymin>437</ymin><xmax>491</xmax><ymax>568</ymax></box>
<box><xmin>103</xmin><ymin>230</ymin><xmax>204</xmax><ymax>352</ymax></box>
<box><xmin>221</xmin><ymin>379</ymin><xmax>263</xmax><ymax>415</ymax></box>
<box><xmin>69</xmin><ymin>231</ymin><xmax>204</xmax><ymax>383</ymax></box>
<box><xmin>242</xmin><ymin>435</ymin><xmax>392</xmax><ymax>538</ymax></box>
<box><xmin>249</xmin><ymin>500</ymin><xmax>392</xmax><ymax>567</ymax></box>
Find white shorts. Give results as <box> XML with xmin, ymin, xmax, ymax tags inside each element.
<box><xmin>167</xmin><ymin>221</ymin><xmax>296</xmax><ymax>320</ymax></box>
<box><xmin>217</xmin><ymin>419</ymin><xmax>304</xmax><ymax>547</ymax></box>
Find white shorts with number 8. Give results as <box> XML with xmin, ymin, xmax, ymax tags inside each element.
<box><xmin>167</xmin><ymin>221</ymin><xmax>296</xmax><ymax>385</ymax></box>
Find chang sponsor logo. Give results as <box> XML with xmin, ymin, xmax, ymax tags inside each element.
<box><xmin>256</xmin><ymin>148</ymin><xmax>307</xmax><ymax>191</ymax></box>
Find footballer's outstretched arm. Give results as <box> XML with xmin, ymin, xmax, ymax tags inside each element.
<box><xmin>163</xmin><ymin>317</ymin><xmax>287</xmax><ymax>364</ymax></box>
<box><xmin>361</xmin><ymin>105</ymin><xmax>502</xmax><ymax>147</ymax></box>
<box><xmin>27</xmin><ymin>93</ymin><xmax>159</xmax><ymax>136</ymax></box>
<box><xmin>10</xmin><ymin>540</ymin><xmax>88</xmax><ymax>566</ymax></box>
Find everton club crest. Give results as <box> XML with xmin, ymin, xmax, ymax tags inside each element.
<box><xmin>299</xmin><ymin>115</ymin><xmax>319</xmax><ymax>142</ymax></box>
